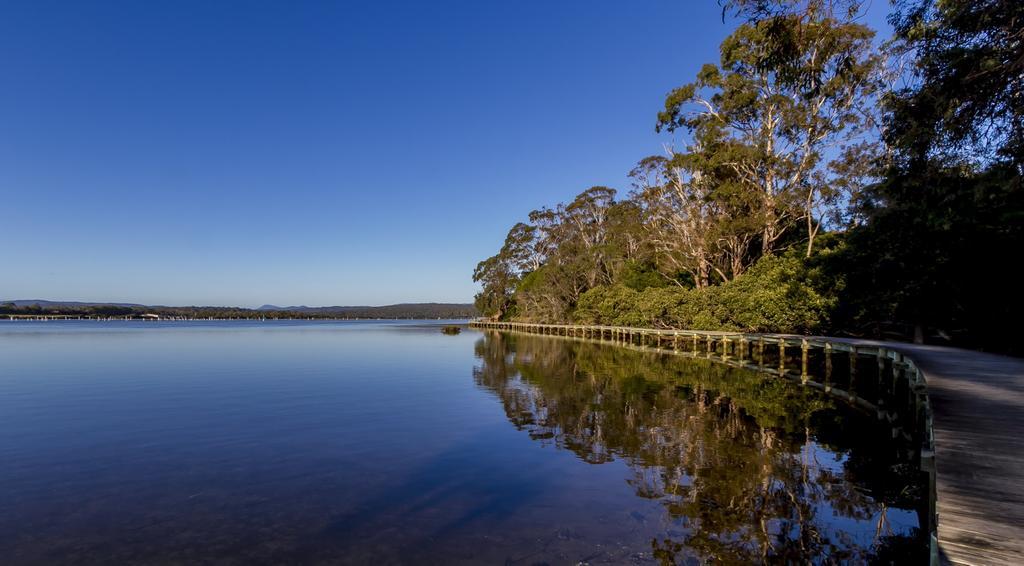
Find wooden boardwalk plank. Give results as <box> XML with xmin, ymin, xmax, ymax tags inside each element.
<box><xmin>840</xmin><ymin>340</ymin><xmax>1024</xmax><ymax>565</ymax></box>
<box><xmin>893</xmin><ymin>344</ymin><xmax>1024</xmax><ymax>565</ymax></box>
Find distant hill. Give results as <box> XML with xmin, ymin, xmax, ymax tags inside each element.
<box><xmin>2</xmin><ymin>299</ymin><xmax>144</xmax><ymax>308</ymax></box>
<box><xmin>2</xmin><ymin>300</ymin><xmax>477</xmax><ymax>319</ymax></box>
<box><xmin>255</xmin><ymin>303</ymin><xmax>476</xmax><ymax>318</ymax></box>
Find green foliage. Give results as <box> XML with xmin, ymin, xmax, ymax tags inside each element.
<box><xmin>574</xmin><ymin>284</ymin><xmax>640</xmax><ymax>325</ymax></box>
<box><xmin>618</xmin><ymin>260</ymin><xmax>668</xmax><ymax>291</ymax></box>
<box><xmin>702</xmin><ymin>253</ymin><xmax>834</xmax><ymax>333</ymax></box>
<box><xmin>831</xmin><ymin>163</ymin><xmax>1024</xmax><ymax>348</ymax></box>
<box><xmin>886</xmin><ymin>0</ymin><xmax>1024</xmax><ymax>166</ymax></box>
<box><xmin>657</xmin><ymin>1</ymin><xmax>883</xmax><ymax>258</ymax></box>
<box><xmin>576</xmin><ymin>253</ymin><xmax>832</xmax><ymax>333</ymax></box>
<box><xmin>833</xmin><ymin>0</ymin><xmax>1024</xmax><ymax>350</ymax></box>
<box><xmin>471</xmin><ymin>0</ymin><xmax>1023</xmax><ymax>351</ymax></box>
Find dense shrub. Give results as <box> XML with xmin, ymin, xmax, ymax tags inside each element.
<box><xmin>575</xmin><ymin>284</ymin><xmax>642</xmax><ymax>326</ymax></box>
<box><xmin>574</xmin><ymin>253</ymin><xmax>833</xmax><ymax>333</ymax></box>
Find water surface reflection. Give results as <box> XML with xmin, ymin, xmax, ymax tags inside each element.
<box><xmin>0</xmin><ymin>321</ymin><xmax>925</xmax><ymax>564</ymax></box>
<box><xmin>473</xmin><ymin>331</ymin><xmax>927</xmax><ymax>563</ymax></box>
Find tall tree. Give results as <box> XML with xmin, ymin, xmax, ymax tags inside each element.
<box><xmin>658</xmin><ymin>0</ymin><xmax>883</xmax><ymax>256</ymax></box>
<box><xmin>472</xmin><ymin>222</ymin><xmax>539</xmax><ymax>319</ymax></box>
<box><xmin>836</xmin><ymin>0</ymin><xmax>1024</xmax><ymax>347</ymax></box>
<box><xmin>885</xmin><ymin>0</ymin><xmax>1024</xmax><ymax>168</ymax></box>
<box><xmin>630</xmin><ymin>150</ymin><xmax>759</xmax><ymax>288</ymax></box>
<box><xmin>514</xmin><ymin>187</ymin><xmax>622</xmax><ymax>322</ymax></box>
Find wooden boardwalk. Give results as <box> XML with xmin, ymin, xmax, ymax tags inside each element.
<box><xmin>469</xmin><ymin>321</ymin><xmax>1024</xmax><ymax>565</ymax></box>
<box><xmin>889</xmin><ymin>343</ymin><xmax>1024</xmax><ymax>565</ymax></box>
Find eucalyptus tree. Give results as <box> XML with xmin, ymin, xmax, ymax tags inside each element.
<box><xmin>631</xmin><ymin>155</ymin><xmax>715</xmax><ymax>288</ymax></box>
<box><xmin>562</xmin><ymin>185</ymin><xmax>619</xmax><ymax>288</ymax></box>
<box><xmin>515</xmin><ymin>186</ymin><xmax>624</xmax><ymax>321</ymax></box>
<box><xmin>472</xmin><ymin>252</ymin><xmax>518</xmax><ymax>320</ymax></box>
<box><xmin>630</xmin><ymin>148</ymin><xmax>761</xmax><ymax>288</ymax></box>
<box><xmin>658</xmin><ymin>0</ymin><xmax>884</xmax><ymax>256</ymax></box>
<box><xmin>630</xmin><ymin>155</ymin><xmax>714</xmax><ymax>288</ymax></box>
<box><xmin>473</xmin><ymin>222</ymin><xmax>544</xmax><ymax>319</ymax></box>
<box><xmin>602</xmin><ymin>197</ymin><xmax>652</xmax><ymax>279</ymax></box>
<box><xmin>501</xmin><ymin>222</ymin><xmax>543</xmax><ymax>273</ymax></box>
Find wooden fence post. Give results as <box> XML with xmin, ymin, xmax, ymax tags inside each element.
<box><xmin>824</xmin><ymin>342</ymin><xmax>833</xmax><ymax>392</ymax></box>
<box><xmin>849</xmin><ymin>347</ymin><xmax>858</xmax><ymax>396</ymax></box>
<box><xmin>801</xmin><ymin>338</ymin><xmax>810</xmax><ymax>384</ymax></box>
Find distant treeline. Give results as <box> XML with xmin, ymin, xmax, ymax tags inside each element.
<box><xmin>474</xmin><ymin>0</ymin><xmax>1024</xmax><ymax>354</ymax></box>
<box><xmin>0</xmin><ymin>302</ymin><xmax>477</xmax><ymax>320</ymax></box>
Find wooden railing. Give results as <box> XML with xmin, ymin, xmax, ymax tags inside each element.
<box><xmin>470</xmin><ymin>319</ymin><xmax>939</xmax><ymax>561</ymax></box>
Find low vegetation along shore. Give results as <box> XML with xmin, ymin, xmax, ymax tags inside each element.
<box><xmin>473</xmin><ymin>0</ymin><xmax>1023</xmax><ymax>355</ymax></box>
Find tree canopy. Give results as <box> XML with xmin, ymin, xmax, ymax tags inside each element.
<box><xmin>474</xmin><ymin>0</ymin><xmax>1023</xmax><ymax>353</ymax></box>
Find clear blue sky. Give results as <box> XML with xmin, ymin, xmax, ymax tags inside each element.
<box><xmin>0</xmin><ymin>1</ymin><xmax>891</xmax><ymax>307</ymax></box>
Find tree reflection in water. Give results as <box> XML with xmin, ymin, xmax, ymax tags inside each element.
<box><xmin>473</xmin><ymin>332</ymin><xmax>927</xmax><ymax>564</ymax></box>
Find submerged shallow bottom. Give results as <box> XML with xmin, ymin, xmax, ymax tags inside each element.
<box><xmin>0</xmin><ymin>320</ymin><xmax>926</xmax><ymax>564</ymax></box>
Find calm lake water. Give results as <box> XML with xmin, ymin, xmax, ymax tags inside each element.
<box><xmin>0</xmin><ymin>320</ymin><xmax>926</xmax><ymax>564</ymax></box>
